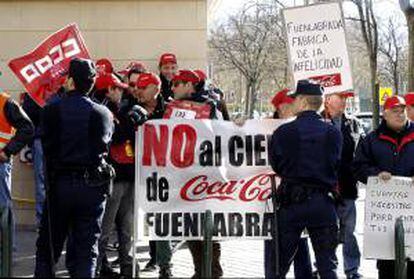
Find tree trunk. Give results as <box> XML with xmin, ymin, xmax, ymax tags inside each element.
<box><xmin>408</xmin><ymin>17</ymin><xmax>414</xmax><ymax>91</ymax></box>
<box><xmin>371</xmin><ymin>57</ymin><xmax>380</xmax><ymax>129</ymax></box>
<box><xmin>244</xmin><ymin>82</ymin><xmax>251</xmax><ymax>116</ymax></box>
<box><xmin>249</xmin><ymin>82</ymin><xmax>257</xmax><ymax>118</ymax></box>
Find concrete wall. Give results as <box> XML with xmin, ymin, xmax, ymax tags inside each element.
<box><xmin>0</xmin><ymin>0</ymin><xmax>208</xmax><ymax>226</ymax></box>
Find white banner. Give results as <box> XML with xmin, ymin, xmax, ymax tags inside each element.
<box><xmin>135</xmin><ymin>119</ymin><xmax>284</xmax><ymax>240</ymax></box>
<box><xmin>364</xmin><ymin>176</ymin><xmax>414</xmax><ymax>260</ymax></box>
<box><xmin>283</xmin><ymin>2</ymin><xmax>353</xmax><ymax>94</ymax></box>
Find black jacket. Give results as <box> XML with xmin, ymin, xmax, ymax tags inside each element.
<box><xmin>41</xmin><ymin>90</ymin><xmax>113</xmax><ymax>170</ymax></box>
<box><xmin>322</xmin><ymin>112</ymin><xmax>364</xmax><ymax>199</ymax></box>
<box><xmin>269</xmin><ymin>111</ymin><xmax>342</xmax><ymax>190</ymax></box>
<box><xmin>109</xmin><ymin>94</ymin><xmax>165</xmax><ymax>182</ymax></box>
<box><xmin>22</xmin><ymin>93</ymin><xmax>42</xmax><ymax>140</ymax></box>
<box><xmin>3</xmin><ymin>98</ymin><xmax>34</xmax><ymax>157</ymax></box>
<box><xmin>353</xmin><ymin>121</ymin><xmax>414</xmax><ymax>184</ymax></box>
<box><xmin>160</xmin><ymin>74</ymin><xmax>173</xmax><ymax>102</ymax></box>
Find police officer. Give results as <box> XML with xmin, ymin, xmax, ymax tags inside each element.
<box><xmin>353</xmin><ymin>96</ymin><xmax>414</xmax><ymax>278</ymax></box>
<box><xmin>34</xmin><ymin>58</ymin><xmax>114</xmax><ymax>277</ymax></box>
<box><xmin>266</xmin><ymin>88</ymin><xmax>314</xmax><ymax>279</ymax></box>
<box><xmin>269</xmin><ymin>80</ymin><xmax>342</xmax><ymax>279</ymax></box>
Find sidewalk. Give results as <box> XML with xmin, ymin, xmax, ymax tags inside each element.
<box><xmin>12</xmin><ymin>189</ymin><xmax>378</xmax><ymax>278</ymax></box>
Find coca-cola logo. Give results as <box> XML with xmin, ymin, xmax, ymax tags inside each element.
<box><xmin>180</xmin><ymin>173</ymin><xmax>273</xmax><ymax>202</ymax></box>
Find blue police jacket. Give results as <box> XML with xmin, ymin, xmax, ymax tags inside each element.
<box><xmin>41</xmin><ymin>90</ymin><xmax>114</xmax><ymax>170</ymax></box>
<box><xmin>353</xmin><ymin>120</ymin><xmax>414</xmax><ymax>184</ymax></box>
<box><xmin>269</xmin><ymin>110</ymin><xmax>343</xmax><ymax>190</ymax></box>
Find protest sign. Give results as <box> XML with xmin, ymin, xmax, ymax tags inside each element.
<box><xmin>135</xmin><ymin>119</ymin><xmax>284</xmax><ymax>240</ymax></box>
<box><xmin>364</xmin><ymin>176</ymin><xmax>414</xmax><ymax>260</ymax></box>
<box><xmin>283</xmin><ymin>2</ymin><xmax>353</xmax><ymax>94</ymax></box>
<box><xmin>8</xmin><ymin>23</ymin><xmax>90</xmax><ymax>107</ymax></box>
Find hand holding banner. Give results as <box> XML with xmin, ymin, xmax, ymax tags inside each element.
<box><xmin>8</xmin><ymin>23</ymin><xmax>90</xmax><ymax>107</ymax></box>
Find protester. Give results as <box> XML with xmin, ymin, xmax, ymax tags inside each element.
<box><xmin>34</xmin><ymin>58</ymin><xmax>114</xmax><ymax>277</ymax></box>
<box><xmin>323</xmin><ymin>91</ymin><xmax>364</xmax><ymax>279</ymax></box>
<box><xmin>93</xmin><ymin>73</ymin><xmax>138</xmax><ymax>278</ymax></box>
<box><xmin>164</xmin><ymin>69</ymin><xmax>222</xmax><ymax>278</ymax></box>
<box><xmin>158</xmin><ymin>53</ymin><xmax>178</xmax><ymax>101</ymax></box>
<box><xmin>265</xmin><ymin>88</ymin><xmax>315</xmax><ymax>279</ymax></box>
<box><xmin>194</xmin><ymin>69</ymin><xmax>230</xmax><ymax>120</ymax></box>
<box><xmin>269</xmin><ymin>79</ymin><xmax>341</xmax><ymax>279</ymax></box>
<box><xmin>22</xmin><ymin>93</ymin><xmax>45</xmax><ymax>227</ymax></box>
<box><xmin>96</xmin><ymin>58</ymin><xmax>114</xmax><ymax>74</ymax></box>
<box><xmin>0</xmin><ymin>90</ymin><xmax>34</xmax><ymax>248</ymax></box>
<box><xmin>130</xmin><ymin>72</ymin><xmax>172</xmax><ymax>278</ymax></box>
<box><xmin>353</xmin><ymin>96</ymin><xmax>414</xmax><ymax>278</ymax></box>
<box><xmin>404</xmin><ymin>92</ymin><xmax>414</xmax><ymax>121</ymax></box>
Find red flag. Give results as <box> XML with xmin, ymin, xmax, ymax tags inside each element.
<box><xmin>8</xmin><ymin>23</ymin><xmax>90</xmax><ymax>107</ymax></box>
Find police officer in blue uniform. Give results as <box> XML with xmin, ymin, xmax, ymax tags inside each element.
<box><xmin>34</xmin><ymin>58</ymin><xmax>114</xmax><ymax>277</ymax></box>
<box><xmin>268</xmin><ymin>80</ymin><xmax>342</xmax><ymax>279</ymax></box>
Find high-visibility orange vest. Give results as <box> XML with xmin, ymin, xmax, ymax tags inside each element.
<box><xmin>0</xmin><ymin>93</ymin><xmax>15</xmax><ymax>150</ymax></box>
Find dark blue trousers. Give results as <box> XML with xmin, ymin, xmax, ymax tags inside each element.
<box><xmin>275</xmin><ymin>192</ymin><xmax>339</xmax><ymax>279</ymax></box>
<box><xmin>34</xmin><ymin>174</ymin><xmax>106</xmax><ymax>278</ymax></box>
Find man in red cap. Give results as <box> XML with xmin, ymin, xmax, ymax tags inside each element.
<box><xmin>163</xmin><ymin>70</ymin><xmax>222</xmax><ymax>278</ymax></box>
<box><xmin>116</xmin><ymin>62</ymin><xmax>148</xmax><ymax>101</ymax></box>
<box><xmin>94</xmin><ymin>72</ymin><xmax>138</xmax><ymax>278</ymax></box>
<box><xmin>129</xmin><ymin>72</ymin><xmax>173</xmax><ymax>278</ymax></box>
<box><xmin>271</xmin><ymin>88</ymin><xmax>295</xmax><ymax>119</ymax></box>
<box><xmin>353</xmin><ymin>95</ymin><xmax>414</xmax><ymax>279</ymax></box>
<box><xmin>322</xmin><ymin>91</ymin><xmax>364</xmax><ymax>279</ymax></box>
<box><xmin>158</xmin><ymin>53</ymin><xmax>178</xmax><ymax>101</ymax></box>
<box><xmin>96</xmin><ymin>58</ymin><xmax>114</xmax><ymax>74</ymax></box>
<box><xmin>92</xmin><ymin>73</ymin><xmax>128</xmax><ymax>104</ymax></box>
<box><xmin>405</xmin><ymin>92</ymin><xmax>414</xmax><ymax>121</ymax></box>
<box><xmin>194</xmin><ymin>69</ymin><xmax>230</xmax><ymax>120</ymax></box>
<box><xmin>163</xmin><ymin>70</ymin><xmax>218</xmax><ymax>119</ymax></box>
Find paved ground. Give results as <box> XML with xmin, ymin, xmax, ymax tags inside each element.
<box><xmin>12</xmin><ymin>189</ymin><xmax>379</xmax><ymax>278</ymax></box>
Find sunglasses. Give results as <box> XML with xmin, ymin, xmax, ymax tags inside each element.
<box><xmin>128</xmin><ymin>82</ymin><xmax>136</xmax><ymax>88</ymax></box>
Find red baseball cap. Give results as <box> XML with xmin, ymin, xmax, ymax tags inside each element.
<box><xmin>136</xmin><ymin>73</ymin><xmax>161</xmax><ymax>89</ymax></box>
<box><xmin>405</xmin><ymin>93</ymin><xmax>414</xmax><ymax>106</ymax></box>
<box><xmin>119</xmin><ymin>61</ymin><xmax>147</xmax><ymax>76</ymax></box>
<box><xmin>194</xmin><ymin>69</ymin><xmax>207</xmax><ymax>82</ymax></box>
<box><xmin>271</xmin><ymin>88</ymin><xmax>295</xmax><ymax>109</ymax></box>
<box><xmin>95</xmin><ymin>73</ymin><xmax>128</xmax><ymax>90</ymax></box>
<box><xmin>172</xmin><ymin>70</ymin><xmax>200</xmax><ymax>85</ymax></box>
<box><xmin>383</xmin><ymin>96</ymin><xmax>406</xmax><ymax>110</ymax></box>
<box><xmin>159</xmin><ymin>53</ymin><xmax>177</xmax><ymax>66</ymax></box>
<box><xmin>96</xmin><ymin>58</ymin><xmax>113</xmax><ymax>74</ymax></box>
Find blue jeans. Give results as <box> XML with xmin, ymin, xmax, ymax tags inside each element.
<box><xmin>0</xmin><ymin>161</ymin><xmax>15</xmax><ymax>249</ymax></box>
<box><xmin>32</xmin><ymin>138</ymin><xmax>45</xmax><ymax>226</ymax></box>
<box><xmin>0</xmin><ymin>161</ymin><xmax>12</xmax><ymax>209</ymax></box>
<box><xmin>34</xmin><ymin>173</ymin><xmax>107</xmax><ymax>277</ymax></box>
<box><xmin>337</xmin><ymin>199</ymin><xmax>361</xmax><ymax>276</ymax></box>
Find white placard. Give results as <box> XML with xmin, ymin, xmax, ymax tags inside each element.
<box><xmin>364</xmin><ymin>176</ymin><xmax>414</xmax><ymax>260</ymax></box>
<box><xmin>283</xmin><ymin>2</ymin><xmax>353</xmax><ymax>94</ymax></box>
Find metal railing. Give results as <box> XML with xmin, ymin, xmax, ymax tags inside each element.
<box><xmin>0</xmin><ymin>206</ymin><xmax>12</xmax><ymax>277</ymax></box>
<box><xmin>395</xmin><ymin>217</ymin><xmax>407</xmax><ymax>279</ymax></box>
<box><xmin>202</xmin><ymin>210</ymin><xmax>213</xmax><ymax>278</ymax></box>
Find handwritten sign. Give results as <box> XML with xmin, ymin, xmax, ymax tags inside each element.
<box><xmin>364</xmin><ymin>176</ymin><xmax>414</xmax><ymax>260</ymax></box>
<box><xmin>283</xmin><ymin>2</ymin><xmax>353</xmax><ymax>94</ymax></box>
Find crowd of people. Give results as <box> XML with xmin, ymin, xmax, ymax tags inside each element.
<box><xmin>0</xmin><ymin>52</ymin><xmax>413</xmax><ymax>279</ymax></box>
